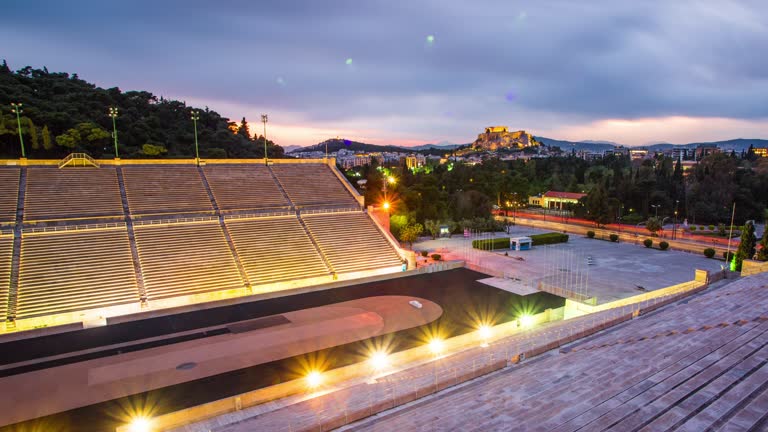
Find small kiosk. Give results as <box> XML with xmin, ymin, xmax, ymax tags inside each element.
<box><xmin>509</xmin><ymin>236</ymin><xmax>532</xmax><ymax>251</ymax></box>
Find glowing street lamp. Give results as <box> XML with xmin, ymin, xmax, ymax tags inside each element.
<box><xmin>387</xmin><ymin>175</ymin><xmax>396</xmax><ymax>185</ymax></box>
<box><xmin>306</xmin><ymin>370</ymin><xmax>323</xmax><ymax>389</ymax></box>
<box><xmin>369</xmin><ymin>351</ymin><xmax>389</xmax><ymax>370</ymax></box>
<box><xmin>478</xmin><ymin>324</ymin><xmax>492</xmax><ymax>347</ymax></box>
<box><xmin>108</xmin><ymin>107</ymin><xmax>119</xmax><ymax>158</ymax></box>
<box><xmin>128</xmin><ymin>416</ymin><xmax>152</xmax><ymax>432</ymax></box>
<box><xmin>191</xmin><ymin>110</ymin><xmax>200</xmax><ymax>164</ymax></box>
<box><xmin>10</xmin><ymin>103</ymin><xmax>25</xmax><ymax>158</ymax></box>
<box><xmin>428</xmin><ymin>338</ymin><xmax>444</xmax><ymax>355</ymax></box>
<box><xmin>519</xmin><ymin>314</ymin><xmax>534</xmax><ymax>328</ymax></box>
<box><xmin>383</xmin><ymin>201</ymin><xmax>391</xmax><ymax>211</ymax></box>
<box><xmin>261</xmin><ymin>114</ymin><xmax>268</xmax><ymax>164</ymax></box>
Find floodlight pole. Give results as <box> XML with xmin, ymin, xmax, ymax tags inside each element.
<box><xmin>108</xmin><ymin>107</ymin><xmax>119</xmax><ymax>158</ymax></box>
<box><xmin>261</xmin><ymin>114</ymin><xmax>268</xmax><ymax>164</ymax></box>
<box><xmin>10</xmin><ymin>103</ymin><xmax>25</xmax><ymax>158</ymax></box>
<box><xmin>725</xmin><ymin>202</ymin><xmax>736</xmax><ymax>269</ymax></box>
<box><xmin>191</xmin><ymin>111</ymin><xmax>200</xmax><ymax>165</ymax></box>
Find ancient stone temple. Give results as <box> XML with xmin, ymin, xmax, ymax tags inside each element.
<box><xmin>474</xmin><ymin>126</ymin><xmax>537</xmax><ymax>150</ymax></box>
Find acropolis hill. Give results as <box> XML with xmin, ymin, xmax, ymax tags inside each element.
<box><xmin>474</xmin><ymin>126</ymin><xmax>538</xmax><ymax>150</ymax></box>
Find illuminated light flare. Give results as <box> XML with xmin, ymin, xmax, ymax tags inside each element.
<box><xmin>128</xmin><ymin>417</ymin><xmax>152</xmax><ymax>432</ymax></box>
<box><xmin>306</xmin><ymin>371</ymin><xmax>323</xmax><ymax>388</ymax></box>
<box><xmin>383</xmin><ymin>201</ymin><xmax>390</xmax><ymax>210</ymax></box>
<box><xmin>520</xmin><ymin>314</ymin><xmax>535</xmax><ymax>328</ymax></box>
<box><xmin>478</xmin><ymin>324</ymin><xmax>492</xmax><ymax>340</ymax></box>
<box><xmin>369</xmin><ymin>351</ymin><xmax>389</xmax><ymax>370</ymax></box>
<box><xmin>428</xmin><ymin>338</ymin><xmax>444</xmax><ymax>354</ymax></box>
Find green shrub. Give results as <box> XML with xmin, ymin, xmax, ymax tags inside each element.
<box><xmin>420</xmin><ymin>250</ymin><xmax>429</xmax><ymax>257</ymax></box>
<box><xmin>659</xmin><ymin>241</ymin><xmax>669</xmax><ymax>250</ymax></box>
<box><xmin>431</xmin><ymin>253</ymin><xmax>442</xmax><ymax>261</ymax></box>
<box><xmin>609</xmin><ymin>234</ymin><xmax>619</xmax><ymax>242</ymax></box>
<box><xmin>586</xmin><ymin>231</ymin><xmax>595</xmax><ymax>239</ymax></box>
<box><xmin>531</xmin><ymin>232</ymin><xmax>569</xmax><ymax>246</ymax></box>
<box><xmin>643</xmin><ymin>239</ymin><xmax>653</xmax><ymax>248</ymax></box>
<box><xmin>708</xmin><ymin>225</ymin><xmax>715</xmax><ymax>231</ymax></box>
<box><xmin>471</xmin><ymin>237</ymin><xmax>509</xmax><ymax>250</ymax></box>
<box><xmin>723</xmin><ymin>251</ymin><xmax>734</xmax><ymax>261</ymax></box>
<box><xmin>699</xmin><ymin>225</ymin><xmax>705</xmax><ymax>230</ymax></box>
<box><xmin>704</xmin><ymin>248</ymin><xmax>715</xmax><ymax>258</ymax></box>
<box><xmin>690</xmin><ymin>226</ymin><xmax>697</xmax><ymax>231</ymax></box>
<box><xmin>623</xmin><ymin>213</ymin><xmax>643</xmax><ymax>224</ymax></box>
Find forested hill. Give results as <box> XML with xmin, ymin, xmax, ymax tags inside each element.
<box><xmin>0</xmin><ymin>62</ymin><xmax>284</xmax><ymax>159</ymax></box>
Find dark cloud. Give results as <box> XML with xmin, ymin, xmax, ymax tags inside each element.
<box><xmin>1</xmin><ymin>0</ymin><xmax>767</xmax><ymax>144</ymax></box>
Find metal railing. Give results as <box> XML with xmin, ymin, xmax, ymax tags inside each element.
<box><xmin>58</xmin><ymin>153</ymin><xmax>99</xmax><ymax>168</ymax></box>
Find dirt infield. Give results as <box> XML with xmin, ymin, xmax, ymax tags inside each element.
<box><xmin>0</xmin><ymin>296</ymin><xmax>441</xmax><ymax>427</ymax></box>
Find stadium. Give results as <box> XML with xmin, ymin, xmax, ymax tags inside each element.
<box><xmin>1</xmin><ymin>154</ymin><xmax>767</xmax><ymax>432</ymax></box>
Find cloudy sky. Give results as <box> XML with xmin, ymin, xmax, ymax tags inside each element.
<box><xmin>2</xmin><ymin>0</ymin><xmax>767</xmax><ymax>147</ymax></box>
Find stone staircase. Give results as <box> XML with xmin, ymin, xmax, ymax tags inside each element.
<box><xmin>116</xmin><ymin>167</ymin><xmax>147</xmax><ymax>304</ymax></box>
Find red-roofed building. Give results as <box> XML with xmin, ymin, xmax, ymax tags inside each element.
<box><xmin>529</xmin><ymin>190</ymin><xmax>587</xmax><ymax>209</ymax></box>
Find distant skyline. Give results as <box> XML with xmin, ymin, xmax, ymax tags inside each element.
<box><xmin>2</xmin><ymin>1</ymin><xmax>768</xmax><ymax>147</ymax></box>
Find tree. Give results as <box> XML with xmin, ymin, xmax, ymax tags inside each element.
<box><xmin>55</xmin><ymin>122</ymin><xmax>109</xmax><ymax>149</ymax></box>
<box><xmin>141</xmin><ymin>143</ymin><xmax>168</xmax><ymax>156</ymax></box>
<box><xmin>41</xmin><ymin>125</ymin><xmax>53</xmax><ymax>150</ymax></box>
<box><xmin>585</xmin><ymin>182</ymin><xmax>612</xmax><ymax>227</ymax></box>
<box><xmin>734</xmin><ymin>222</ymin><xmax>757</xmax><ymax>271</ymax></box>
<box><xmin>237</xmin><ymin>117</ymin><xmax>251</xmax><ymax>139</ymax></box>
<box><xmin>646</xmin><ymin>217</ymin><xmax>662</xmax><ymax>236</ymax></box>
<box><xmin>26</xmin><ymin>118</ymin><xmax>39</xmax><ymax>150</ymax></box>
<box><xmin>757</xmin><ymin>226</ymin><xmax>768</xmax><ymax>261</ymax></box>
<box><xmin>399</xmin><ymin>223</ymin><xmax>423</xmax><ymax>248</ymax></box>
<box><xmin>424</xmin><ymin>219</ymin><xmax>440</xmax><ymax>239</ymax></box>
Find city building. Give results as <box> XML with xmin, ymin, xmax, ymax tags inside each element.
<box><xmin>629</xmin><ymin>148</ymin><xmax>649</xmax><ymax>161</ymax></box>
<box><xmin>695</xmin><ymin>144</ymin><xmax>721</xmax><ymax>160</ymax></box>
<box><xmin>753</xmin><ymin>147</ymin><xmax>767</xmax><ymax>158</ymax></box>
<box><xmin>528</xmin><ymin>190</ymin><xmax>586</xmax><ymax>209</ymax></box>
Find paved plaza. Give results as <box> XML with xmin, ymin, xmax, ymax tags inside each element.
<box><xmin>414</xmin><ymin>226</ymin><xmax>724</xmax><ymax>304</ymax></box>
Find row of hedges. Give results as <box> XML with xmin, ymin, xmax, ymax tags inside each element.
<box><xmin>643</xmin><ymin>239</ymin><xmax>669</xmax><ymax>250</ymax></box>
<box><xmin>531</xmin><ymin>232</ymin><xmax>569</xmax><ymax>246</ymax></box>
<box><xmin>703</xmin><ymin>248</ymin><xmax>735</xmax><ymax>261</ymax></box>
<box><xmin>472</xmin><ymin>237</ymin><xmax>510</xmax><ymax>250</ymax></box>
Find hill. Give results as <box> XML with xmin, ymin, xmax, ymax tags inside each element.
<box><xmin>0</xmin><ymin>62</ymin><xmax>284</xmax><ymax>159</ymax></box>
<box><xmin>536</xmin><ymin>137</ymin><xmax>617</xmax><ymax>152</ymax></box>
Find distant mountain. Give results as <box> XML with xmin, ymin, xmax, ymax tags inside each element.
<box><xmin>680</xmin><ymin>138</ymin><xmax>768</xmax><ymax>152</ymax></box>
<box><xmin>579</xmin><ymin>140</ymin><xmax>619</xmax><ymax>146</ymax></box>
<box><xmin>408</xmin><ymin>142</ymin><xmax>467</xmax><ymax>151</ymax></box>
<box><xmin>282</xmin><ymin>145</ymin><xmax>303</xmax><ymax>153</ymax></box>
<box><xmin>536</xmin><ymin>137</ymin><xmax>616</xmax><ymax>152</ymax></box>
<box><xmin>289</xmin><ymin>138</ymin><xmax>407</xmax><ymax>154</ymax></box>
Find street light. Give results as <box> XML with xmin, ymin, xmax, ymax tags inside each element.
<box><xmin>108</xmin><ymin>107</ymin><xmax>119</xmax><ymax>158</ymax></box>
<box><xmin>651</xmin><ymin>204</ymin><xmax>660</xmax><ymax>219</ymax></box>
<box><xmin>673</xmin><ymin>200</ymin><xmax>679</xmax><ymax>240</ymax></box>
<box><xmin>261</xmin><ymin>114</ymin><xmax>268</xmax><ymax>164</ymax></box>
<box><xmin>191</xmin><ymin>110</ymin><xmax>200</xmax><ymax>164</ymax></box>
<box><xmin>10</xmin><ymin>103</ymin><xmax>25</xmax><ymax>158</ymax></box>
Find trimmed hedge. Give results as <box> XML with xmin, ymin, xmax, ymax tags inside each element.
<box><xmin>609</xmin><ymin>234</ymin><xmax>619</xmax><ymax>242</ymax></box>
<box><xmin>472</xmin><ymin>237</ymin><xmax>509</xmax><ymax>250</ymax></box>
<box><xmin>643</xmin><ymin>239</ymin><xmax>653</xmax><ymax>248</ymax></box>
<box><xmin>586</xmin><ymin>231</ymin><xmax>595</xmax><ymax>239</ymax></box>
<box><xmin>531</xmin><ymin>232</ymin><xmax>569</xmax><ymax>246</ymax></box>
<box><xmin>659</xmin><ymin>241</ymin><xmax>669</xmax><ymax>250</ymax></box>
<box><xmin>723</xmin><ymin>251</ymin><xmax>734</xmax><ymax>261</ymax></box>
<box><xmin>704</xmin><ymin>248</ymin><xmax>715</xmax><ymax>258</ymax></box>
<box><xmin>421</xmin><ymin>250</ymin><xmax>429</xmax><ymax>257</ymax></box>
<box><xmin>431</xmin><ymin>253</ymin><xmax>442</xmax><ymax>261</ymax></box>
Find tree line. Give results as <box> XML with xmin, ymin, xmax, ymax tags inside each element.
<box><xmin>349</xmin><ymin>151</ymin><xmax>768</xmax><ymax>243</ymax></box>
<box><xmin>0</xmin><ymin>62</ymin><xmax>284</xmax><ymax>159</ymax></box>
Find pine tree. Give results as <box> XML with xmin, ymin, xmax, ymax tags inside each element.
<box><xmin>757</xmin><ymin>226</ymin><xmax>768</xmax><ymax>261</ymax></box>
<box><xmin>27</xmin><ymin>118</ymin><xmax>39</xmax><ymax>150</ymax></box>
<box><xmin>237</xmin><ymin>117</ymin><xmax>251</xmax><ymax>140</ymax></box>
<box><xmin>42</xmin><ymin>125</ymin><xmax>53</xmax><ymax>150</ymax></box>
<box><xmin>734</xmin><ymin>222</ymin><xmax>756</xmax><ymax>271</ymax></box>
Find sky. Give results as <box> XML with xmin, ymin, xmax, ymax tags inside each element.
<box><xmin>2</xmin><ymin>0</ymin><xmax>768</xmax><ymax>147</ymax></box>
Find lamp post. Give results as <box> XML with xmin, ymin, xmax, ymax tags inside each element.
<box><xmin>261</xmin><ymin>114</ymin><xmax>268</xmax><ymax>164</ymax></box>
<box><xmin>673</xmin><ymin>200</ymin><xmax>679</xmax><ymax>240</ymax></box>
<box><xmin>651</xmin><ymin>204</ymin><xmax>660</xmax><ymax>219</ymax></box>
<box><xmin>10</xmin><ymin>103</ymin><xmax>25</xmax><ymax>158</ymax></box>
<box><xmin>108</xmin><ymin>107</ymin><xmax>119</xmax><ymax>158</ymax></box>
<box><xmin>191</xmin><ymin>110</ymin><xmax>200</xmax><ymax>165</ymax></box>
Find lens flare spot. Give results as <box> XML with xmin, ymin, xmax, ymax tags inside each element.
<box><xmin>345</xmin><ymin>58</ymin><xmax>353</xmax><ymax>65</ymax></box>
<box><xmin>426</xmin><ymin>35</ymin><xmax>435</xmax><ymax>44</ymax></box>
<box><xmin>505</xmin><ymin>91</ymin><xmax>517</xmax><ymax>102</ymax></box>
